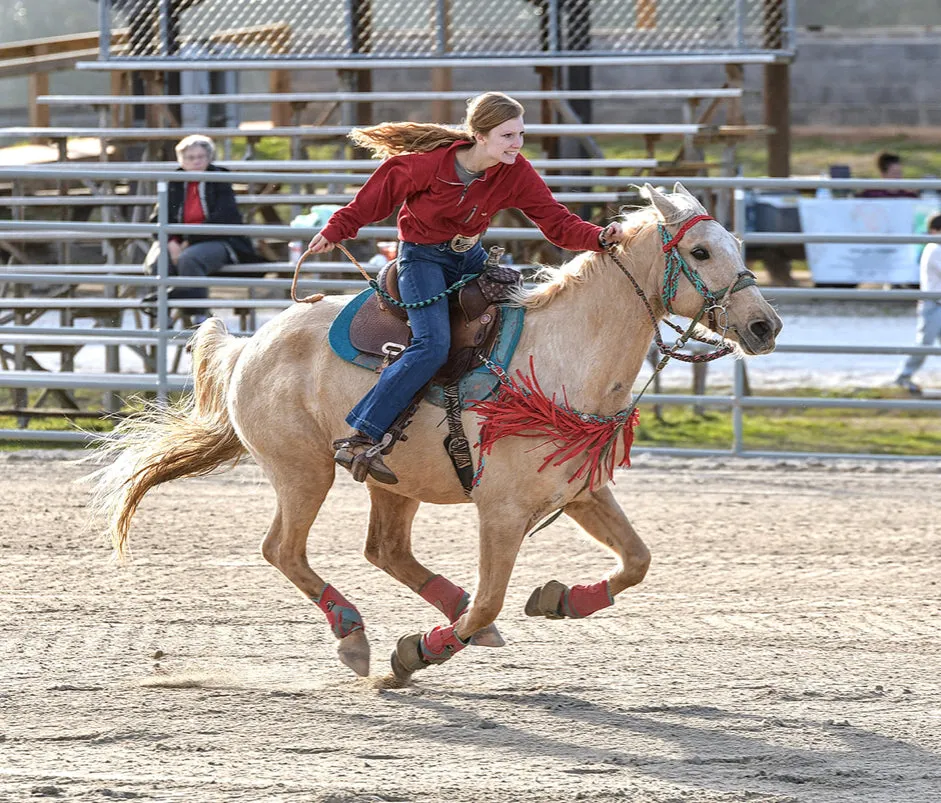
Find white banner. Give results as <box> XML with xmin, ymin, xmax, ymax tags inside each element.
<box><xmin>797</xmin><ymin>198</ymin><xmax>936</xmax><ymax>285</ymax></box>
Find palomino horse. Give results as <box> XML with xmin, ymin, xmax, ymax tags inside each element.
<box><xmin>89</xmin><ymin>183</ymin><xmax>782</xmax><ymax>683</ymax></box>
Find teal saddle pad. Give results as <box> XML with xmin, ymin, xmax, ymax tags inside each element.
<box><xmin>328</xmin><ymin>288</ymin><xmax>525</xmax><ymax>410</ymax></box>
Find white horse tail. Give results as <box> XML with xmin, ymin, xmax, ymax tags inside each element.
<box><xmin>87</xmin><ymin>319</ymin><xmax>248</xmax><ymax>559</ymax></box>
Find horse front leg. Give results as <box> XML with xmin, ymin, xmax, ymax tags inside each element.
<box><xmin>525</xmin><ymin>485</ymin><xmax>651</xmax><ymax>619</ymax></box>
<box><xmin>388</xmin><ymin>507</ymin><xmax>527</xmax><ymax>683</ymax></box>
<box><xmin>364</xmin><ymin>485</ymin><xmax>503</xmax><ymax>647</ymax></box>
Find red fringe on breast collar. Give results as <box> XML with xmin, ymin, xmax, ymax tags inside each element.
<box><xmin>472</xmin><ymin>356</ymin><xmax>640</xmax><ymax>491</ymax></box>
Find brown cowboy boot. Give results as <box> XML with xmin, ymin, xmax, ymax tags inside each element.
<box><xmin>333</xmin><ymin>431</ymin><xmax>398</xmax><ymax>485</ymax></box>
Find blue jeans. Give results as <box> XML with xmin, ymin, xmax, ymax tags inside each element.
<box><xmin>897</xmin><ymin>300</ymin><xmax>941</xmax><ymax>381</ymax></box>
<box><xmin>347</xmin><ymin>240</ymin><xmax>487</xmax><ymax>441</ymax></box>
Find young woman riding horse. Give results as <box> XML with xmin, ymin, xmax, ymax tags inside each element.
<box><xmin>306</xmin><ymin>92</ymin><xmax>624</xmax><ymax>485</ymax></box>
<box><xmin>89</xmin><ymin>182</ymin><xmax>781</xmax><ymax>682</ymax></box>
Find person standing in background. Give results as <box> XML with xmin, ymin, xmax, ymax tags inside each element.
<box><xmin>894</xmin><ymin>212</ymin><xmax>941</xmax><ymax>395</ymax></box>
<box><xmin>858</xmin><ymin>152</ymin><xmax>920</xmax><ymax>199</ymax></box>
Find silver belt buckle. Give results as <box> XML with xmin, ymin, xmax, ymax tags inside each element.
<box><xmin>449</xmin><ymin>233</ymin><xmax>479</xmax><ymax>253</ymax></box>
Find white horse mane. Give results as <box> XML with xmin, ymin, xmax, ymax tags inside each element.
<box><xmin>514</xmin><ymin>188</ymin><xmax>706</xmax><ymax>310</ymax></box>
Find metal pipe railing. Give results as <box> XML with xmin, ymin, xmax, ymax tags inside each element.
<box><xmin>2</xmin><ymin>168</ymin><xmax>939</xmax><ymax>457</ymax></box>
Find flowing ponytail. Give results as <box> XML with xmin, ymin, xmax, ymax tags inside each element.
<box><xmin>349</xmin><ymin>92</ymin><xmax>526</xmax><ymax>159</ymax></box>
<box><xmin>349</xmin><ymin>123</ymin><xmax>471</xmax><ymax>159</ymax></box>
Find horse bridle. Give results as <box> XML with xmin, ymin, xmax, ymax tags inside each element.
<box><xmin>608</xmin><ymin>213</ymin><xmax>757</xmax><ymax>364</ymax></box>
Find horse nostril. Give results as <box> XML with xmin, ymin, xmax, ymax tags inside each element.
<box><xmin>749</xmin><ymin>319</ymin><xmax>774</xmax><ymax>342</ymax></box>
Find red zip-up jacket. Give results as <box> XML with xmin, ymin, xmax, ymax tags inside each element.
<box><xmin>319</xmin><ymin>140</ymin><xmax>605</xmax><ymax>252</ymax></box>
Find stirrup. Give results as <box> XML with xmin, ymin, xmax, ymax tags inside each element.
<box><xmin>333</xmin><ymin>432</ymin><xmax>398</xmax><ymax>485</ymax></box>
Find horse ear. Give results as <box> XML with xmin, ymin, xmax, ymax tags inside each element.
<box><xmin>642</xmin><ymin>182</ymin><xmax>679</xmax><ymax>221</ymax></box>
<box><xmin>673</xmin><ymin>181</ymin><xmax>707</xmax><ymax>212</ymax></box>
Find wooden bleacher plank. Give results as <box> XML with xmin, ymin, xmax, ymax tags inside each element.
<box><xmin>0</xmin><ymin>32</ymin><xmax>102</xmax><ymax>61</ymax></box>
<box><xmin>0</xmin><ymin>49</ymin><xmax>100</xmax><ymax>80</ymax></box>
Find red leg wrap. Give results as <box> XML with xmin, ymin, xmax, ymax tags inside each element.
<box><xmin>418</xmin><ymin>574</ymin><xmax>470</xmax><ymax>622</ymax></box>
<box><xmin>561</xmin><ymin>580</ymin><xmax>614</xmax><ymax>619</ymax></box>
<box><xmin>314</xmin><ymin>584</ymin><xmax>365</xmax><ymax>639</ymax></box>
<box><xmin>419</xmin><ymin>624</ymin><xmax>469</xmax><ymax>665</ymax></box>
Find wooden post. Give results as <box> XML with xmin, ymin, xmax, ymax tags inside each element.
<box><xmin>762</xmin><ymin>0</ymin><xmax>790</xmax><ymax>176</ymax></box>
<box><xmin>536</xmin><ymin>66</ymin><xmax>558</xmax><ymax>160</ymax></box>
<box><xmin>27</xmin><ymin>72</ymin><xmax>50</xmax><ymax>128</ymax></box>
<box><xmin>27</xmin><ymin>43</ymin><xmax>50</xmax><ymax>129</ymax></box>
<box><xmin>764</xmin><ymin>64</ymin><xmax>790</xmax><ymax>176</ymax></box>
<box><xmin>637</xmin><ymin>0</ymin><xmax>657</xmax><ymax>30</ymax></box>
<box><xmin>269</xmin><ymin>70</ymin><xmax>292</xmax><ymax>126</ymax></box>
<box><xmin>110</xmin><ymin>71</ymin><xmax>128</xmax><ymax>127</ymax></box>
<box><xmin>431</xmin><ymin>68</ymin><xmax>453</xmax><ymax>124</ymax></box>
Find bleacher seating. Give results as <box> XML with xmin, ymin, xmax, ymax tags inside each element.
<box><xmin>0</xmin><ymin>34</ymin><xmax>788</xmax><ymax>420</ymax></box>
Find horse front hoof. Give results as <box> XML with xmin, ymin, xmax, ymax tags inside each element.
<box><xmin>390</xmin><ymin>633</ymin><xmax>427</xmax><ymax>681</ymax></box>
<box><xmin>524</xmin><ymin>580</ymin><xmax>567</xmax><ymax>619</ymax></box>
<box><xmin>337</xmin><ymin>629</ymin><xmax>371</xmax><ymax>677</ymax></box>
<box><xmin>470</xmin><ymin>623</ymin><xmax>505</xmax><ymax>648</ymax></box>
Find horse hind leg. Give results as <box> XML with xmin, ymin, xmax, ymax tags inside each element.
<box><xmin>525</xmin><ymin>485</ymin><xmax>651</xmax><ymax>620</ymax></box>
<box><xmin>261</xmin><ymin>463</ymin><xmax>370</xmax><ymax>677</ymax></box>
<box><xmin>363</xmin><ymin>485</ymin><xmax>503</xmax><ymax>649</ymax></box>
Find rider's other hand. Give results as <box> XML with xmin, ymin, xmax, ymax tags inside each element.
<box><xmin>307</xmin><ymin>233</ymin><xmax>335</xmax><ymax>254</ymax></box>
<box><xmin>601</xmin><ymin>223</ymin><xmax>624</xmax><ymax>246</ymax></box>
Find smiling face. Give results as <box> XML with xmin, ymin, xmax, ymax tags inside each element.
<box><xmin>475</xmin><ymin>116</ymin><xmax>524</xmax><ymax>166</ymax></box>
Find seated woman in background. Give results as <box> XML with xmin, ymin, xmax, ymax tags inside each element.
<box><xmin>143</xmin><ymin>134</ymin><xmax>258</xmax><ymax>324</ymax></box>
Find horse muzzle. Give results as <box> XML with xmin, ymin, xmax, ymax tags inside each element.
<box><xmin>735</xmin><ymin>311</ymin><xmax>783</xmax><ymax>355</ymax></box>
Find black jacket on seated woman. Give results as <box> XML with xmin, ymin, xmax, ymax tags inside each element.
<box><xmin>144</xmin><ymin>134</ymin><xmax>260</xmax><ymax>323</ymax></box>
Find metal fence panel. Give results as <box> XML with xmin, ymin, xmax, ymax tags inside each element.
<box><xmin>4</xmin><ymin>169</ymin><xmax>940</xmax><ymax>459</ymax></box>
<box><xmin>103</xmin><ymin>0</ymin><xmax>793</xmax><ymax>60</ymax></box>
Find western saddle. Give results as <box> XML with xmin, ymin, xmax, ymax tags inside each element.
<box><xmin>347</xmin><ymin>246</ymin><xmax>522</xmax><ymax>384</ymax></box>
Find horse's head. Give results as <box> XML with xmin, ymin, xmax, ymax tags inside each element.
<box><xmin>633</xmin><ymin>182</ymin><xmax>782</xmax><ymax>356</ymax></box>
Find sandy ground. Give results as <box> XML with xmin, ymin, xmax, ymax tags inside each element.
<box><xmin>1</xmin><ymin>451</ymin><xmax>940</xmax><ymax>803</ymax></box>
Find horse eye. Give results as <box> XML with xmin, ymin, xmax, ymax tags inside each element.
<box><xmin>691</xmin><ymin>247</ymin><xmax>710</xmax><ymax>261</ymax></box>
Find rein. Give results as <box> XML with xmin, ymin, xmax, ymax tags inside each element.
<box><xmin>291</xmin><ymin>242</ymin><xmax>477</xmax><ymax>309</ymax></box>
<box><xmin>601</xmin><ymin>215</ymin><xmax>757</xmax><ymax>417</ymax></box>
<box><xmin>291</xmin><ymin>242</ymin><xmax>378</xmax><ymax>304</ymax></box>
<box><xmin>609</xmin><ymin>216</ymin><xmax>757</xmax><ymax>358</ymax></box>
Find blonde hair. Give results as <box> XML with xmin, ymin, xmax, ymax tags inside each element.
<box><xmin>350</xmin><ymin>92</ymin><xmax>525</xmax><ymax>159</ymax></box>
<box><xmin>175</xmin><ymin>134</ymin><xmax>215</xmax><ymax>163</ymax></box>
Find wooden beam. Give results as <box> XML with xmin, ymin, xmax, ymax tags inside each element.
<box><xmin>27</xmin><ymin>72</ymin><xmax>50</xmax><ymax>128</ymax></box>
<box><xmin>431</xmin><ymin>68</ymin><xmax>452</xmax><ymax>126</ymax></box>
<box><xmin>637</xmin><ymin>0</ymin><xmax>657</xmax><ymax>30</ymax></box>
<box><xmin>764</xmin><ymin>63</ymin><xmax>791</xmax><ymax>176</ymax></box>
<box><xmin>269</xmin><ymin>71</ymin><xmax>292</xmax><ymax>127</ymax></box>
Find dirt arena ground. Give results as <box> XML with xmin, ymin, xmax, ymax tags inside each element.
<box><xmin>1</xmin><ymin>451</ymin><xmax>939</xmax><ymax>802</ymax></box>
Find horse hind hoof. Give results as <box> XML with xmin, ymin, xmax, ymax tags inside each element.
<box><xmin>337</xmin><ymin>629</ymin><xmax>371</xmax><ymax>677</ymax></box>
<box><xmin>390</xmin><ymin>633</ymin><xmax>427</xmax><ymax>681</ymax></box>
<box><xmin>470</xmin><ymin>623</ymin><xmax>506</xmax><ymax>648</ymax></box>
<box><xmin>524</xmin><ymin>580</ymin><xmax>568</xmax><ymax>619</ymax></box>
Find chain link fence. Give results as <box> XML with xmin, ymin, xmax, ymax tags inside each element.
<box><xmin>101</xmin><ymin>0</ymin><xmax>794</xmax><ymax>60</ymax></box>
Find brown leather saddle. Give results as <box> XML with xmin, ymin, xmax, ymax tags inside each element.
<box><xmin>348</xmin><ymin>250</ymin><xmax>522</xmax><ymax>385</ymax></box>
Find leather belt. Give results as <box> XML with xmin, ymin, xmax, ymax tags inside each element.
<box><xmin>448</xmin><ymin>233</ymin><xmax>480</xmax><ymax>253</ymax></box>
